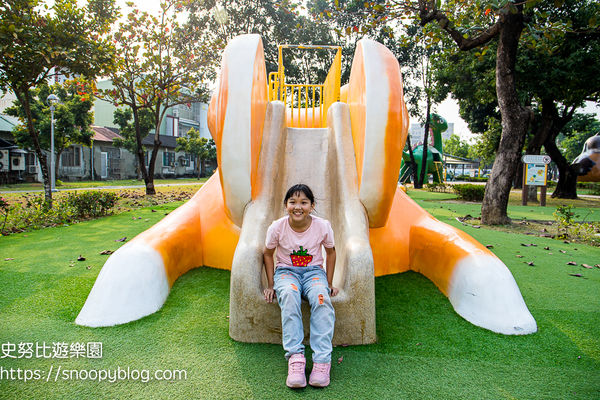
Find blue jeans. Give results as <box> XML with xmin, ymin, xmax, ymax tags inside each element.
<box><xmin>274</xmin><ymin>266</ymin><xmax>335</xmax><ymax>363</ymax></box>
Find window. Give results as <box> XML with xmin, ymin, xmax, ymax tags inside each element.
<box><xmin>166</xmin><ymin>115</ymin><xmax>179</xmax><ymax>137</ymax></box>
<box><xmin>163</xmin><ymin>151</ymin><xmax>175</xmax><ymax>167</ymax></box>
<box><xmin>61</xmin><ymin>146</ymin><xmax>81</xmax><ymax>167</ymax></box>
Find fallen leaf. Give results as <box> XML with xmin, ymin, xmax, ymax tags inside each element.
<box><xmin>559</xmin><ymin>250</ymin><xmax>566</xmax><ymax>254</ymax></box>
<box><xmin>100</xmin><ymin>250</ymin><xmax>113</xmax><ymax>255</ymax></box>
<box><xmin>525</xmin><ymin>262</ymin><xmax>534</xmax><ymax>266</ymax></box>
<box><xmin>4</xmin><ymin>258</ymin><xmax>14</xmax><ymax>261</ymax></box>
<box><xmin>337</xmin><ymin>356</ymin><xmax>343</xmax><ymax>364</ymax></box>
<box><xmin>568</xmin><ymin>273</ymin><xmax>583</xmax><ymax>277</ymax></box>
<box><xmin>77</xmin><ymin>255</ymin><xmax>86</xmax><ymax>261</ymax></box>
<box><xmin>151</xmin><ymin>209</ymin><xmax>157</xmax><ymax>212</ymax></box>
<box><xmin>115</xmin><ymin>237</ymin><xmax>127</xmax><ymax>242</ymax></box>
<box><xmin>516</xmin><ymin>255</ymin><xmax>524</xmax><ymax>258</ymax></box>
<box><xmin>485</xmin><ymin>245</ymin><xmax>494</xmax><ymax>249</ymax></box>
<box><xmin>563</xmin><ymin>240</ymin><xmax>570</xmax><ymax>244</ymax></box>
<box><xmin>544</xmin><ymin>247</ymin><xmax>550</xmax><ymax>250</ymax></box>
<box><xmin>581</xmin><ymin>264</ymin><xmax>592</xmax><ymax>269</ymax></box>
<box><xmin>86</xmin><ymin>265</ymin><xmax>92</xmax><ymax>270</ymax></box>
<box><xmin>596</xmin><ymin>264</ymin><xmax>600</xmax><ymax>269</ymax></box>
<box><xmin>566</xmin><ymin>261</ymin><xmax>577</xmax><ymax>265</ymax></box>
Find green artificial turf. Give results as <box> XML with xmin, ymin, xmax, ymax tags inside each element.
<box><xmin>1</xmin><ymin>198</ymin><xmax>599</xmax><ymax>399</ymax></box>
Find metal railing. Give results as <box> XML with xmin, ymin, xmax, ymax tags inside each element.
<box><xmin>268</xmin><ymin>44</ymin><xmax>341</xmax><ymax>128</ymax></box>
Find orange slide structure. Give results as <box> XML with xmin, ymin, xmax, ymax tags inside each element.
<box><xmin>76</xmin><ymin>35</ymin><xmax>536</xmax><ymax>341</ymax></box>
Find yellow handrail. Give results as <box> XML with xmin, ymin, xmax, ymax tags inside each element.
<box><xmin>268</xmin><ymin>44</ymin><xmax>342</xmax><ymax>128</ymax></box>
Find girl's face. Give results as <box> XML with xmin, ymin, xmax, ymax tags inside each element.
<box><xmin>286</xmin><ymin>191</ymin><xmax>313</xmax><ymax>224</ymax></box>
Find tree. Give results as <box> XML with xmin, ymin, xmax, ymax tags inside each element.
<box><xmin>111</xmin><ymin>107</ymin><xmax>154</xmax><ymax>178</ymax></box>
<box><xmin>558</xmin><ymin>114</ymin><xmax>600</xmax><ymax>162</ymax></box>
<box><xmin>186</xmin><ymin>0</ymin><xmax>336</xmax><ymax>84</ymax></box>
<box><xmin>444</xmin><ymin>134</ymin><xmax>470</xmax><ymax>158</ymax></box>
<box><xmin>5</xmin><ymin>79</ymin><xmax>95</xmax><ymax>179</ymax></box>
<box><xmin>430</xmin><ymin>0</ymin><xmax>600</xmax><ymax>199</ymax></box>
<box><xmin>175</xmin><ymin>128</ymin><xmax>216</xmax><ymax>179</ymax></box>
<box><xmin>0</xmin><ymin>0</ymin><xmax>117</xmax><ymax>206</ymax></box>
<box><xmin>336</xmin><ymin>0</ymin><xmax>600</xmax><ymax>222</ymax></box>
<box><xmin>98</xmin><ymin>0</ymin><xmax>215</xmax><ymax>195</ymax></box>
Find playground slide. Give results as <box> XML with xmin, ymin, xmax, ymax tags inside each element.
<box><xmin>76</xmin><ymin>34</ymin><xmax>536</xmax><ymax>339</ymax></box>
<box><xmin>228</xmin><ymin>101</ymin><xmax>376</xmax><ymax>345</ymax></box>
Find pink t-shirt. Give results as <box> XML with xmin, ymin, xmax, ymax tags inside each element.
<box><xmin>265</xmin><ymin>215</ymin><xmax>335</xmax><ymax>268</ymax></box>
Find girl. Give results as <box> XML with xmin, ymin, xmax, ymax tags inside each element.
<box><xmin>263</xmin><ymin>184</ymin><xmax>338</xmax><ymax>388</ymax></box>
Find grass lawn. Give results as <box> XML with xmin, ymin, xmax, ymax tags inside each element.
<box><xmin>0</xmin><ymin>178</ymin><xmax>208</xmax><ymax>192</ymax></box>
<box><xmin>1</xmin><ymin>192</ymin><xmax>599</xmax><ymax>399</ymax></box>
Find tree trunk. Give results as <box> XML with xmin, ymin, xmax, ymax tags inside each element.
<box><xmin>131</xmin><ymin>105</ymin><xmax>156</xmax><ymax>195</ymax></box>
<box><xmin>146</xmin><ymin>143</ymin><xmax>158</xmax><ymax>195</ymax></box>
<box><xmin>16</xmin><ymin>88</ymin><xmax>53</xmax><ymax>207</ymax></box>
<box><xmin>407</xmin><ymin>135</ymin><xmax>418</xmax><ymax>185</ymax></box>
<box><xmin>481</xmin><ymin>9</ymin><xmax>531</xmax><ymax>225</ymax></box>
<box><xmin>545</xmin><ymin>136</ymin><xmax>578</xmax><ymax>199</ymax></box>
<box><xmin>417</xmin><ymin>106</ymin><xmax>432</xmax><ymax>189</ymax></box>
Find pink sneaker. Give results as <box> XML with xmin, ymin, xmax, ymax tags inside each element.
<box><xmin>286</xmin><ymin>353</ymin><xmax>306</xmax><ymax>388</ymax></box>
<box><xmin>309</xmin><ymin>362</ymin><xmax>331</xmax><ymax>387</ymax></box>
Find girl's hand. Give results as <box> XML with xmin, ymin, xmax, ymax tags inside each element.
<box><xmin>263</xmin><ymin>287</ymin><xmax>275</xmax><ymax>303</ymax></box>
<box><xmin>329</xmin><ymin>286</ymin><xmax>339</xmax><ymax>297</ymax></box>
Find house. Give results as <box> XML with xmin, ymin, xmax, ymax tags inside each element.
<box><xmin>0</xmin><ymin>78</ymin><xmax>212</xmax><ymax>183</ymax></box>
<box><xmin>93</xmin><ymin>79</ymin><xmax>212</xmax><ymax>179</ymax></box>
<box><xmin>0</xmin><ymin>114</ymin><xmax>40</xmax><ymax>184</ymax></box>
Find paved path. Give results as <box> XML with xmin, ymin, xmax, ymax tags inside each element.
<box><xmin>0</xmin><ymin>182</ymin><xmax>204</xmax><ymax>194</ymax></box>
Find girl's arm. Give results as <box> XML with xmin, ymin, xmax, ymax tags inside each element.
<box><xmin>325</xmin><ymin>246</ymin><xmax>338</xmax><ymax>297</ymax></box>
<box><xmin>263</xmin><ymin>247</ymin><xmax>276</xmax><ymax>303</ymax></box>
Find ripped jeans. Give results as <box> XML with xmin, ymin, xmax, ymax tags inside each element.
<box><xmin>274</xmin><ymin>265</ymin><xmax>335</xmax><ymax>363</ymax></box>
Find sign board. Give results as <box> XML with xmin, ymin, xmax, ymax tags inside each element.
<box><xmin>525</xmin><ymin>163</ymin><xmax>548</xmax><ymax>186</ymax></box>
<box><xmin>521</xmin><ymin>155</ymin><xmax>551</xmax><ymax>164</ymax></box>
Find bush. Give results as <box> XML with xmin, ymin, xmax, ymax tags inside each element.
<box><xmin>65</xmin><ymin>191</ymin><xmax>118</xmax><ymax>218</ymax></box>
<box><xmin>425</xmin><ymin>182</ymin><xmax>448</xmax><ymax>192</ymax></box>
<box><xmin>576</xmin><ymin>182</ymin><xmax>600</xmax><ymax>195</ymax></box>
<box><xmin>466</xmin><ymin>177</ymin><xmax>489</xmax><ymax>182</ymax></box>
<box><xmin>452</xmin><ymin>184</ymin><xmax>486</xmax><ymax>202</ymax></box>
<box><xmin>2</xmin><ymin>191</ymin><xmax>117</xmax><ymax>234</ymax></box>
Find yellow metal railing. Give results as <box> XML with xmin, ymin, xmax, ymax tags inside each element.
<box><xmin>268</xmin><ymin>44</ymin><xmax>342</xmax><ymax>128</ymax></box>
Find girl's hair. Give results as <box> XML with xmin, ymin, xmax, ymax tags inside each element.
<box><xmin>284</xmin><ymin>184</ymin><xmax>315</xmax><ymax>206</ymax></box>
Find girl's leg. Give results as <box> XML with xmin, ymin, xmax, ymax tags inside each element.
<box><xmin>301</xmin><ymin>266</ymin><xmax>335</xmax><ymax>363</ymax></box>
<box><xmin>274</xmin><ymin>268</ymin><xmax>305</xmax><ymax>358</ymax></box>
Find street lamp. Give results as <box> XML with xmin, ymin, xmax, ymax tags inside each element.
<box><xmin>46</xmin><ymin>94</ymin><xmax>59</xmax><ymax>192</ymax></box>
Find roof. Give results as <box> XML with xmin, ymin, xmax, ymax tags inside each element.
<box><xmin>92</xmin><ymin>126</ymin><xmax>124</xmax><ymax>142</ymax></box>
<box><xmin>0</xmin><ymin>137</ymin><xmax>15</xmax><ymax>149</ymax></box>
<box><xmin>443</xmin><ymin>154</ymin><xmax>479</xmax><ymax>165</ymax></box>
<box><xmin>142</xmin><ymin>134</ymin><xmax>178</xmax><ymax>149</ymax></box>
<box><xmin>0</xmin><ymin>114</ymin><xmax>19</xmax><ymax>133</ymax></box>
